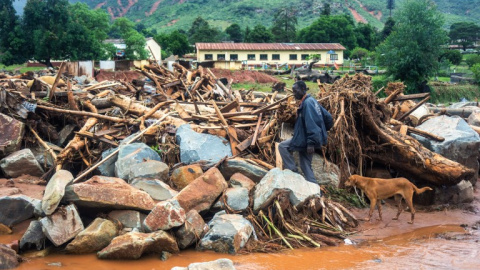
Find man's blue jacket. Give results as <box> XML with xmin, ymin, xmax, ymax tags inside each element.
<box><xmin>289</xmin><ymin>94</ymin><xmax>333</xmax><ymax>151</ymax></box>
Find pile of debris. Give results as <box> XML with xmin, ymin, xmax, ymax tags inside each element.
<box><xmin>0</xmin><ymin>63</ymin><xmax>479</xmax><ymax>267</ymax></box>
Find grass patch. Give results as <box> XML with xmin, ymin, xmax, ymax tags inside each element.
<box><xmin>0</xmin><ymin>63</ymin><xmax>44</xmax><ymax>73</ymax></box>
<box><xmin>231</xmin><ymin>75</ymin><xmax>320</xmax><ymax>94</ymax></box>
<box><xmin>324</xmin><ymin>185</ymin><xmax>367</xmax><ymax>208</ymax></box>
<box><xmin>430</xmin><ymin>83</ymin><xmax>480</xmax><ymax>104</ymax></box>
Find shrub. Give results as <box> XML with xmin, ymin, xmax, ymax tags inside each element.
<box><xmin>472</xmin><ymin>63</ymin><xmax>480</xmax><ymax>83</ymax></box>
<box><xmin>465</xmin><ymin>55</ymin><xmax>480</xmax><ymax>67</ymax></box>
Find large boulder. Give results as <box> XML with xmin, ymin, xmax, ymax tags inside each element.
<box><xmin>114</xmin><ymin>143</ymin><xmax>162</xmax><ymax>181</ymax></box>
<box><xmin>0</xmin><ymin>113</ymin><xmax>24</xmax><ymax>159</ymax></box>
<box><xmin>143</xmin><ymin>200</ymin><xmax>186</xmax><ymax>231</ymax></box>
<box><xmin>219</xmin><ymin>158</ymin><xmax>268</xmax><ymax>183</ymax></box>
<box><xmin>108</xmin><ymin>210</ymin><xmax>146</xmax><ymax>231</ymax></box>
<box><xmin>198</xmin><ymin>212</ymin><xmax>254</xmax><ymax>254</ymax></box>
<box><xmin>64</xmin><ymin>175</ymin><xmax>155</xmax><ymax>211</ymax></box>
<box><xmin>40</xmin><ymin>204</ymin><xmax>84</xmax><ymax>247</ymax></box>
<box><xmin>412</xmin><ymin>116</ymin><xmax>480</xmax><ymax>186</ymax></box>
<box><xmin>176</xmin><ymin>124</ymin><xmax>232</xmax><ymax>164</ymax></box>
<box><xmin>434</xmin><ymin>180</ymin><xmax>474</xmax><ymax>204</ymax></box>
<box><xmin>65</xmin><ymin>218</ymin><xmax>117</xmax><ymax>254</ymax></box>
<box><xmin>170</xmin><ymin>165</ymin><xmax>203</xmax><ymax>190</ymax></box>
<box><xmin>127</xmin><ymin>160</ymin><xmax>169</xmax><ymax>182</ymax></box>
<box><xmin>253</xmin><ymin>168</ymin><xmax>321</xmax><ymax>212</ymax></box>
<box><xmin>224</xmin><ymin>188</ymin><xmax>249</xmax><ymax>212</ymax></box>
<box><xmin>171</xmin><ymin>258</ymin><xmax>236</xmax><ymax>270</ymax></box>
<box><xmin>0</xmin><ymin>195</ymin><xmax>37</xmax><ymax>226</ymax></box>
<box><xmin>19</xmin><ymin>220</ymin><xmax>46</xmax><ymax>251</ymax></box>
<box><xmin>293</xmin><ymin>153</ymin><xmax>340</xmax><ymax>186</ymax></box>
<box><xmin>97</xmin><ymin>230</ymin><xmax>179</xmax><ymax>260</ymax></box>
<box><xmin>175</xmin><ymin>210</ymin><xmax>207</xmax><ymax>249</ymax></box>
<box><xmin>130</xmin><ymin>178</ymin><xmax>178</xmax><ymax>201</ymax></box>
<box><xmin>0</xmin><ymin>244</ymin><xmax>20</xmax><ymax>269</ymax></box>
<box><xmin>174</xmin><ymin>168</ymin><xmax>228</xmax><ymax>213</ymax></box>
<box><xmin>0</xmin><ymin>149</ymin><xmax>44</xmax><ymax>178</ymax></box>
<box><xmin>42</xmin><ymin>170</ymin><xmax>73</xmax><ymax>215</ymax></box>
<box><xmin>229</xmin><ymin>173</ymin><xmax>255</xmax><ymax>191</ymax></box>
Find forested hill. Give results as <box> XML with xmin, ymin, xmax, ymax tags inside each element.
<box><xmin>15</xmin><ymin>0</ymin><xmax>480</xmax><ymax>32</ymax></box>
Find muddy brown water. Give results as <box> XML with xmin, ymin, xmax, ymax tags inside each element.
<box><xmin>2</xmin><ymin>224</ymin><xmax>479</xmax><ymax>270</ymax></box>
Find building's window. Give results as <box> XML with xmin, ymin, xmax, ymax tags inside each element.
<box><xmin>272</xmin><ymin>54</ymin><xmax>280</xmax><ymax>60</ymax></box>
<box><xmin>217</xmin><ymin>54</ymin><xmax>225</xmax><ymax>60</ymax></box>
<box><xmin>289</xmin><ymin>54</ymin><xmax>298</xmax><ymax>60</ymax></box>
<box><xmin>330</xmin><ymin>54</ymin><xmax>339</xmax><ymax>60</ymax></box>
<box><xmin>247</xmin><ymin>54</ymin><xmax>256</xmax><ymax>60</ymax></box>
<box><xmin>230</xmin><ymin>54</ymin><xmax>238</xmax><ymax>61</ymax></box>
<box><xmin>301</xmin><ymin>54</ymin><xmax>310</xmax><ymax>60</ymax></box>
<box><xmin>260</xmin><ymin>54</ymin><xmax>268</xmax><ymax>60</ymax></box>
<box><xmin>205</xmin><ymin>54</ymin><xmax>213</xmax><ymax>60</ymax></box>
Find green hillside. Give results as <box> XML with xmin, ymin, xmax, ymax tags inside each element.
<box><xmin>72</xmin><ymin>0</ymin><xmax>480</xmax><ymax>33</ymax></box>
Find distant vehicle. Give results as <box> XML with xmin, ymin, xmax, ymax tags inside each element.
<box><xmin>293</xmin><ymin>60</ymin><xmax>340</xmax><ymax>84</ymax></box>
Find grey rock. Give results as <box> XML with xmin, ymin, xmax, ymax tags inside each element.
<box><xmin>412</xmin><ymin>116</ymin><xmax>480</xmax><ymax>186</ymax></box>
<box><xmin>198</xmin><ymin>212</ymin><xmax>253</xmax><ymax>254</ymax></box>
<box><xmin>20</xmin><ymin>220</ymin><xmax>46</xmax><ymax>251</ymax></box>
<box><xmin>114</xmin><ymin>143</ymin><xmax>161</xmax><ymax>180</ymax></box>
<box><xmin>435</xmin><ymin>180</ymin><xmax>474</xmax><ymax>204</ymax></box>
<box><xmin>176</xmin><ymin>124</ymin><xmax>232</xmax><ymax>164</ymax></box>
<box><xmin>65</xmin><ymin>218</ymin><xmax>118</xmax><ymax>254</ymax></box>
<box><xmin>224</xmin><ymin>188</ymin><xmax>249</xmax><ymax>211</ymax></box>
<box><xmin>448</xmin><ymin>102</ymin><xmax>478</xmax><ymax>109</ymax></box>
<box><xmin>128</xmin><ymin>160</ymin><xmax>169</xmax><ymax>182</ymax></box>
<box><xmin>0</xmin><ymin>149</ymin><xmax>45</xmax><ymax>177</ymax></box>
<box><xmin>143</xmin><ymin>200</ymin><xmax>186</xmax><ymax>231</ymax></box>
<box><xmin>0</xmin><ymin>244</ymin><xmax>20</xmax><ymax>269</ymax></box>
<box><xmin>56</xmin><ymin>124</ymin><xmax>76</xmax><ymax>146</ymax></box>
<box><xmin>108</xmin><ymin>210</ymin><xmax>146</xmax><ymax>231</ymax></box>
<box><xmin>293</xmin><ymin>153</ymin><xmax>340</xmax><ymax>186</ymax></box>
<box><xmin>31</xmin><ymin>142</ymin><xmax>58</xmax><ymax>168</ymax></box>
<box><xmin>40</xmin><ymin>204</ymin><xmax>84</xmax><ymax>247</ymax></box>
<box><xmin>467</xmin><ymin>109</ymin><xmax>480</xmax><ymax>127</ymax></box>
<box><xmin>175</xmin><ymin>210</ymin><xmax>207</xmax><ymax>249</ymax></box>
<box><xmin>219</xmin><ymin>158</ymin><xmax>268</xmax><ymax>183</ymax></box>
<box><xmin>42</xmin><ymin>170</ymin><xmax>73</xmax><ymax>215</ymax></box>
<box><xmin>171</xmin><ymin>258</ymin><xmax>236</xmax><ymax>270</ymax></box>
<box><xmin>0</xmin><ymin>195</ymin><xmax>37</xmax><ymax>226</ymax></box>
<box><xmin>253</xmin><ymin>168</ymin><xmax>321</xmax><ymax>211</ymax></box>
<box><xmin>98</xmin><ymin>148</ymin><xmax>117</xmax><ymax>177</ymax></box>
<box><xmin>130</xmin><ymin>178</ymin><xmax>178</xmax><ymax>201</ymax></box>
<box><xmin>0</xmin><ymin>113</ymin><xmax>25</xmax><ymax>159</ymax></box>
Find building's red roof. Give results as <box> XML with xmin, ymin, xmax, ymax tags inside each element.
<box><xmin>196</xmin><ymin>43</ymin><xmax>346</xmax><ymax>51</ymax></box>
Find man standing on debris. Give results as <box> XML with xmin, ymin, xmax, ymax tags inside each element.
<box><xmin>278</xmin><ymin>81</ymin><xmax>333</xmax><ymax>184</ymax></box>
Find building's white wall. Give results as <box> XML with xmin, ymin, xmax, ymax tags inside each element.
<box><xmin>197</xmin><ymin>49</ymin><xmax>344</xmax><ymax>66</ymax></box>
<box><xmin>146</xmin><ymin>39</ymin><xmax>161</xmax><ymax>61</ymax></box>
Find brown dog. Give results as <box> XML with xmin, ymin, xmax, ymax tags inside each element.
<box><xmin>345</xmin><ymin>175</ymin><xmax>433</xmax><ymax>224</ymax></box>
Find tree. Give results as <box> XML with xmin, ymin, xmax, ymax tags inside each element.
<box><xmin>22</xmin><ymin>0</ymin><xmax>70</xmax><ymax>67</ymax></box>
<box><xmin>0</xmin><ymin>0</ymin><xmax>27</xmax><ymax>65</ymax></box>
<box><xmin>449</xmin><ymin>22</ymin><xmax>480</xmax><ymax>51</ymax></box>
<box><xmin>355</xmin><ymin>23</ymin><xmax>378</xmax><ymax>51</ymax></box>
<box><xmin>154</xmin><ymin>30</ymin><xmax>191</xmax><ymax>57</ymax></box>
<box><xmin>350</xmin><ymin>47</ymin><xmax>369</xmax><ymax>60</ymax></box>
<box><xmin>441</xmin><ymin>50</ymin><xmax>462</xmax><ymax>66</ymax></box>
<box><xmin>66</xmin><ymin>3</ymin><xmax>111</xmax><ymax>60</ymax></box>
<box><xmin>111</xmin><ymin>18</ymin><xmax>148</xmax><ymax>60</ymax></box>
<box><xmin>321</xmin><ymin>2</ymin><xmax>331</xmax><ymax>16</ymax></box>
<box><xmin>387</xmin><ymin>0</ymin><xmax>395</xmax><ymax>17</ymax></box>
<box><xmin>271</xmin><ymin>8</ymin><xmax>297</xmax><ymax>42</ymax></box>
<box><xmin>377</xmin><ymin>0</ymin><xmax>448</xmax><ymax>92</ymax></box>
<box><xmin>297</xmin><ymin>15</ymin><xmax>357</xmax><ymax>55</ymax></box>
<box><xmin>188</xmin><ymin>17</ymin><xmax>220</xmax><ymax>43</ymax></box>
<box><xmin>225</xmin><ymin>23</ymin><xmax>243</xmax><ymax>43</ymax></box>
<box><xmin>245</xmin><ymin>25</ymin><xmax>273</xmax><ymax>43</ymax></box>
<box><xmin>379</xmin><ymin>17</ymin><xmax>395</xmax><ymax>41</ymax></box>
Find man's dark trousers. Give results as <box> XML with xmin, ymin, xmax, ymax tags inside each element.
<box><xmin>278</xmin><ymin>139</ymin><xmax>316</xmax><ymax>184</ymax></box>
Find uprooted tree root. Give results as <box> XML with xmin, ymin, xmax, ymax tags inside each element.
<box><xmin>241</xmin><ymin>191</ymin><xmax>358</xmax><ymax>252</ymax></box>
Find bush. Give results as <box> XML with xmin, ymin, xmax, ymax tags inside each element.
<box><xmin>465</xmin><ymin>54</ymin><xmax>480</xmax><ymax>67</ymax></box>
<box><xmin>442</xmin><ymin>50</ymin><xmax>462</xmax><ymax>65</ymax></box>
<box><xmin>430</xmin><ymin>82</ymin><xmax>480</xmax><ymax>104</ymax></box>
<box><xmin>472</xmin><ymin>63</ymin><xmax>480</xmax><ymax>83</ymax></box>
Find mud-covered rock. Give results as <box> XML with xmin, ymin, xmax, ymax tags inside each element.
<box><xmin>64</xmin><ymin>175</ymin><xmax>155</xmax><ymax>211</ymax></box>
<box><xmin>130</xmin><ymin>178</ymin><xmax>178</xmax><ymax>201</ymax></box>
<box><xmin>144</xmin><ymin>200</ymin><xmax>186</xmax><ymax>231</ymax></box>
<box><xmin>65</xmin><ymin>218</ymin><xmax>117</xmax><ymax>254</ymax></box>
<box><xmin>229</xmin><ymin>173</ymin><xmax>255</xmax><ymax>191</ymax></box>
<box><xmin>97</xmin><ymin>230</ymin><xmax>179</xmax><ymax>260</ymax></box>
<box><xmin>0</xmin><ymin>149</ymin><xmax>44</xmax><ymax>178</ymax></box>
<box><xmin>40</xmin><ymin>204</ymin><xmax>84</xmax><ymax>247</ymax></box>
<box><xmin>42</xmin><ymin>170</ymin><xmax>73</xmax><ymax>215</ymax></box>
<box><xmin>108</xmin><ymin>210</ymin><xmax>146</xmax><ymax>231</ymax></box>
<box><xmin>175</xmin><ymin>210</ymin><xmax>207</xmax><ymax>249</ymax></box>
<box><xmin>174</xmin><ymin>168</ymin><xmax>228</xmax><ymax>213</ymax></box>
<box><xmin>0</xmin><ymin>113</ymin><xmax>25</xmax><ymax>159</ymax></box>
<box><xmin>171</xmin><ymin>165</ymin><xmax>203</xmax><ymax>190</ymax></box>
<box><xmin>0</xmin><ymin>244</ymin><xmax>20</xmax><ymax>269</ymax></box>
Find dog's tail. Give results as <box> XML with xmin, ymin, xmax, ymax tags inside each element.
<box><xmin>413</xmin><ymin>185</ymin><xmax>433</xmax><ymax>194</ymax></box>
